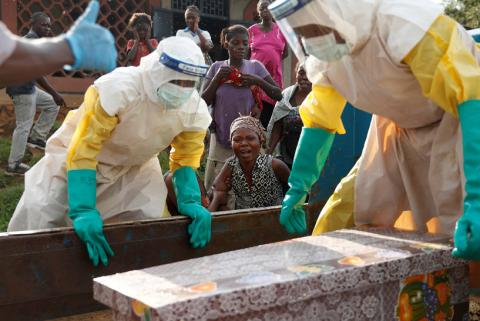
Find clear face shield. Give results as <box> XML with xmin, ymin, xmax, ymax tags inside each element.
<box><xmin>268</xmin><ymin>0</ymin><xmax>351</xmax><ymax>63</ymax></box>
<box><xmin>156</xmin><ymin>51</ymin><xmax>208</xmax><ymax>110</ymax></box>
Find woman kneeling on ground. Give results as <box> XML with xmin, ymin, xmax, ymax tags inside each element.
<box><xmin>209</xmin><ymin>116</ymin><xmax>290</xmax><ymax>211</ymax></box>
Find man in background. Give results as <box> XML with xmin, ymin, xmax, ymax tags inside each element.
<box><xmin>5</xmin><ymin>12</ymin><xmax>65</xmax><ymax>175</ymax></box>
<box><xmin>0</xmin><ymin>0</ymin><xmax>117</xmax><ymax>87</ymax></box>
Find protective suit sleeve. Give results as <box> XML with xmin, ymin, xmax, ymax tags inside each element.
<box><xmin>169</xmin><ymin>131</ymin><xmax>207</xmax><ymax>172</ymax></box>
<box><xmin>299</xmin><ymin>84</ymin><xmax>347</xmax><ymax>134</ymax></box>
<box><xmin>66</xmin><ymin>85</ymin><xmax>119</xmax><ymax>170</ymax></box>
<box><xmin>403</xmin><ymin>15</ymin><xmax>480</xmax><ymax>116</ymax></box>
<box><xmin>404</xmin><ymin>15</ymin><xmax>480</xmax><ymax>261</ymax></box>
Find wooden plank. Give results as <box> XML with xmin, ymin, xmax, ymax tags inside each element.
<box><xmin>45</xmin><ymin>76</ymin><xmax>94</xmax><ymax>94</ymax></box>
<box><xmin>48</xmin><ymin>310</ymin><xmax>111</xmax><ymax>321</ymax></box>
<box><xmin>0</xmin><ymin>205</ymin><xmax>320</xmax><ymax>321</ymax></box>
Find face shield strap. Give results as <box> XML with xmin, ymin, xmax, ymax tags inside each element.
<box><xmin>159</xmin><ymin>52</ymin><xmax>208</xmax><ymax>77</ymax></box>
<box><xmin>269</xmin><ymin>0</ymin><xmax>316</xmax><ymax>63</ymax></box>
<box><xmin>268</xmin><ymin>0</ymin><xmax>314</xmax><ymax>20</ymax></box>
<box><xmin>156</xmin><ymin>52</ymin><xmax>207</xmax><ymax>127</ymax></box>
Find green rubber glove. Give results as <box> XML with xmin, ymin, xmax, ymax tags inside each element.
<box><xmin>453</xmin><ymin>100</ymin><xmax>480</xmax><ymax>260</ymax></box>
<box><xmin>68</xmin><ymin>169</ymin><xmax>114</xmax><ymax>266</ymax></box>
<box><xmin>172</xmin><ymin>166</ymin><xmax>212</xmax><ymax>248</ymax></box>
<box><xmin>280</xmin><ymin>127</ymin><xmax>335</xmax><ymax>234</ymax></box>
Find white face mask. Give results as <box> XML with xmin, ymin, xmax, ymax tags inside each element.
<box><xmin>301</xmin><ymin>32</ymin><xmax>350</xmax><ymax>62</ymax></box>
<box><xmin>156</xmin><ymin>82</ymin><xmax>194</xmax><ymax>108</ymax></box>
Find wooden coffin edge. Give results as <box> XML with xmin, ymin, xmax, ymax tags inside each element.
<box><xmin>0</xmin><ymin>204</ymin><xmax>320</xmax><ymax>321</ymax></box>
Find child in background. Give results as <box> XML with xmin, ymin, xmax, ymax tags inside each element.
<box><xmin>209</xmin><ymin>116</ymin><xmax>290</xmax><ymax>211</ymax></box>
<box><xmin>125</xmin><ymin>13</ymin><xmax>158</xmax><ymax>66</ymax></box>
<box><xmin>201</xmin><ymin>25</ymin><xmax>282</xmax><ymax>199</ymax></box>
<box><xmin>176</xmin><ymin>5</ymin><xmax>213</xmax><ymax>65</ymax></box>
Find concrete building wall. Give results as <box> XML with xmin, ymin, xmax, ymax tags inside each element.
<box><xmin>160</xmin><ymin>1</ymin><xmax>253</xmax><ymax>21</ymax></box>
<box><xmin>229</xmin><ymin>0</ymin><xmax>251</xmax><ymax>21</ymax></box>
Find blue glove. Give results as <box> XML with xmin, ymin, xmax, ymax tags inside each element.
<box><xmin>68</xmin><ymin>169</ymin><xmax>114</xmax><ymax>266</ymax></box>
<box><xmin>452</xmin><ymin>100</ymin><xmax>480</xmax><ymax>260</ymax></box>
<box><xmin>64</xmin><ymin>0</ymin><xmax>117</xmax><ymax>72</ymax></box>
<box><xmin>172</xmin><ymin>166</ymin><xmax>212</xmax><ymax>248</ymax></box>
<box><xmin>280</xmin><ymin>127</ymin><xmax>335</xmax><ymax>234</ymax></box>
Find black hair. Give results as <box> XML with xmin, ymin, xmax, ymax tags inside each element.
<box><xmin>31</xmin><ymin>12</ymin><xmax>49</xmax><ymax>24</ymax></box>
<box><xmin>185</xmin><ymin>5</ymin><xmax>200</xmax><ymax>16</ymax></box>
<box><xmin>257</xmin><ymin>0</ymin><xmax>272</xmax><ymax>8</ymax></box>
<box><xmin>219</xmin><ymin>27</ymin><xmax>227</xmax><ymax>47</ymax></box>
<box><xmin>223</xmin><ymin>25</ymin><xmax>249</xmax><ymax>43</ymax></box>
<box><xmin>128</xmin><ymin>12</ymin><xmax>152</xmax><ymax>29</ymax></box>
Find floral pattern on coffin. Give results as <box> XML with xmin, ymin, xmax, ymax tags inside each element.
<box><xmin>397</xmin><ymin>269</ymin><xmax>454</xmax><ymax>321</ymax></box>
<box><xmin>93</xmin><ymin>228</ymin><xmax>469</xmax><ymax>321</ymax></box>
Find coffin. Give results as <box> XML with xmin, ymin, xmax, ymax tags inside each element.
<box><xmin>0</xmin><ymin>205</ymin><xmax>318</xmax><ymax>320</ymax></box>
<box><xmin>94</xmin><ymin>227</ymin><xmax>470</xmax><ymax>321</ymax></box>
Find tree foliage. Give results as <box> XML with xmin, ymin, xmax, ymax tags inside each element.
<box><xmin>443</xmin><ymin>0</ymin><xmax>480</xmax><ymax>29</ymax></box>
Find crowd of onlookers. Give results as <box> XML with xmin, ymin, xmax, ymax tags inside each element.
<box><xmin>4</xmin><ymin>1</ymin><xmax>313</xmax><ymax>214</ymax></box>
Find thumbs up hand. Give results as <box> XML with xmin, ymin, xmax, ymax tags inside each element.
<box><xmin>64</xmin><ymin>1</ymin><xmax>117</xmax><ymax>72</ymax></box>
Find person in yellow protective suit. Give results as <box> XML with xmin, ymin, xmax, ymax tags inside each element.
<box><xmin>8</xmin><ymin>36</ymin><xmax>213</xmax><ymax>266</ymax></box>
<box><xmin>269</xmin><ymin>0</ymin><xmax>480</xmax><ymax>260</ymax></box>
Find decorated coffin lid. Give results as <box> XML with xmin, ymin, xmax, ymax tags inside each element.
<box><xmin>93</xmin><ymin>228</ymin><xmax>465</xmax><ymax>319</ymax></box>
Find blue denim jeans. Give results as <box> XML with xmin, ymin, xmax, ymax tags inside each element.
<box><xmin>8</xmin><ymin>87</ymin><xmax>59</xmax><ymax>166</ymax></box>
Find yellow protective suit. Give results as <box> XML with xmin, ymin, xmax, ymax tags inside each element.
<box><xmin>309</xmin><ymin>9</ymin><xmax>480</xmax><ymax>236</ymax></box>
<box><xmin>8</xmin><ymin>40</ymin><xmax>211</xmax><ymax>231</ymax></box>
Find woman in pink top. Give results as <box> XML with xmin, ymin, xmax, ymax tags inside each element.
<box><xmin>248</xmin><ymin>0</ymin><xmax>288</xmax><ymax>128</ymax></box>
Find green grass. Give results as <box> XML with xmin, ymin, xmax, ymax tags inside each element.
<box><xmin>0</xmin><ymin>137</ymin><xmax>11</xmax><ymax>164</ymax></box>
<box><xmin>0</xmin><ymin>136</ymin><xmax>44</xmax><ymax>231</ymax></box>
<box><xmin>51</xmin><ymin>120</ymin><xmax>63</xmax><ymax>133</ymax></box>
<box><xmin>0</xmin><ymin>171</ymin><xmax>20</xmax><ymax>189</ymax></box>
<box><xmin>0</xmin><ymin>184</ymin><xmax>24</xmax><ymax>231</ymax></box>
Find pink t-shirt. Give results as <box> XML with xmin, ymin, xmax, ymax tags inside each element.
<box><xmin>248</xmin><ymin>23</ymin><xmax>286</xmax><ymax>105</ymax></box>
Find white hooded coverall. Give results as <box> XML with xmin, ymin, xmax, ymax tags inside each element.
<box><xmin>283</xmin><ymin>0</ymin><xmax>480</xmax><ymax>235</ymax></box>
<box><xmin>8</xmin><ymin>37</ymin><xmax>211</xmax><ymax>231</ymax></box>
